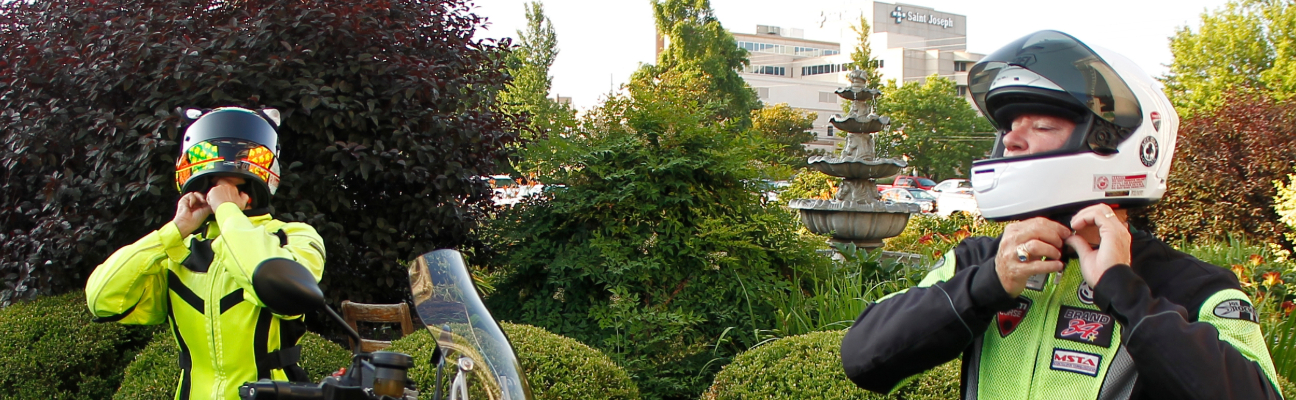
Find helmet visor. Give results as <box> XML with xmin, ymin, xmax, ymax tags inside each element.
<box><xmin>969</xmin><ymin>30</ymin><xmax>1142</xmax><ymax>132</ymax></box>
<box><xmin>175</xmin><ymin>139</ymin><xmax>279</xmax><ymax>192</ymax></box>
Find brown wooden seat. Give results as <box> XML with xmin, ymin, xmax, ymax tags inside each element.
<box><xmin>340</xmin><ymin>300</ymin><xmax>416</xmax><ymax>352</ymax></box>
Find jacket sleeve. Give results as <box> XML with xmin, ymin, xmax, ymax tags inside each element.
<box><xmin>1094</xmin><ymin>265</ymin><xmax>1283</xmax><ymax>400</ymax></box>
<box><xmin>85</xmin><ymin>222</ymin><xmax>188</xmax><ymax>325</ymax></box>
<box><xmin>211</xmin><ymin>203</ymin><xmax>327</xmax><ymax>310</ymax></box>
<box><xmin>841</xmin><ymin>240</ymin><xmax>1019</xmax><ymax>393</ymax></box>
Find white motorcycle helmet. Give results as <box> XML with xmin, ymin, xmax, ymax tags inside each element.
<box><xmin>968</xmin><ymin>30</ymin><xmax>1179</xmax><ymax>222</ymax></box>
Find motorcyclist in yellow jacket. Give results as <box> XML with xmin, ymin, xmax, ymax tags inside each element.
<box><xmin>86</xmin><ymin>107</ymin><xmax>326</xmax><ymax>400</ymax></box>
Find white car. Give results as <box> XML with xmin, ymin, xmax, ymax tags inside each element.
<box><xmin>935</xmin><ymin>192</ymin><xmax>980</xmax><ymax>217</ymax></box>
<box><xmin>484</xmin><ymin>175</ymin><xmax>544</xmax><ymax>206</ymax></box>
<box><xmin>932</xmin><ymin>179</ymin><xmax>973</xmax><ymax>195</ymax></box>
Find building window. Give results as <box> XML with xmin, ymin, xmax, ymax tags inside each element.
<box><xmin>826</xmin><ymin>125</ymin><xmax>835</xmax><ymax>137</ymax></box>
<box><xmin>819</xmin><ymin>92</ymin><xmax>837</xmax><ymax>103</ymax></box>
<box><xmin>955</xmin><ymin>61</ymin><xmax>970</xmax><ymax>72</ymax></box>
<box><xmin>877</xmin><ymin>59</ymin><xmax>884</xmax><ymax>68</ymax></box>
<box><xmin>957</xmin><ymin>85</ymin><xmax>968</xmax><ymax>97</ymax></box>
<box><xmin>749</xmin><ymin>65</ymin><xmax>785</xmax><ymax>76</ymax></box>
<box><xmin>757</xmin><ymin>87</ymin><xmax>770</xmax><ymax>99</ymax></box>
<box><xmin>803</xmin><ymin>63</ymin><xmax>850</xmax><ymax>76</ymax></box>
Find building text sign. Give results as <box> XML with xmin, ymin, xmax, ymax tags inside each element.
<box><xmin>891</xmin><ymin>6</ymin><xmax>955</xmax><ymax>29</ymax></box>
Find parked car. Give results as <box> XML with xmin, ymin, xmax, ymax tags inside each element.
<box><xmin>484</xmin><ymin>175</ymin><xmax>544</xmax><ymax>206</ymax></box>
<box><xmin>932</xmin><ymin>178</ymin><xmax>974</xmax><ymax>195</ymax></box>
<box><xmin>935</xmin><ymin>191</ymin><xmax>980</xmax><ymax>217</ymax></box>
<box><xmin>880</xmin><ymin>187</ymin><xmax>937</xmax><ymax>213</ymax></box>
<box><xmin>877</xmin><ymin>175</ymin><xmax>937</xmax><ymax>191</ymax></box>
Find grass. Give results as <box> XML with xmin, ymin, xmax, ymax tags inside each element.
<box><xmin>770</xmin><ymin>243</ymin><xmax>927</xmax><ymax>338</ymax></box>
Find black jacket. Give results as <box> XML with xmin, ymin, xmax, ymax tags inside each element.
<box><xmin>840</xmin><ymin>231</ymin><xmax>1282</xmax><ymax>399</ymax></box>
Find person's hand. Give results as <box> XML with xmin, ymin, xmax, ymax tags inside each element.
<box><xmin>173</xmin><ymin>192</ymin><xmax>211</xmax><ymax>236</ymax></box>
<box><xmin>1065</xmin><ymin>204</ymin><xmax>1131</xmax><ymax>288</ymax></box>
<box><xmin>206</xmin><ymin>177</ymin><xmax>251</xmax><ymax>211</ymax></box>
<box><xmin>996</xmin><ymin>217</ymin><xmax>1071</xmax><ymax>297</ymax></box>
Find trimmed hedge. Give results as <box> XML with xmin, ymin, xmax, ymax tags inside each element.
<box><xmin>0</xmin><ymin>292</ymin><xmax>156</xmax><ymax>400</ymax></box>
<box><xmin>114</xmin><ymin>327</ymin><xmax>351</xmax><ymax>399</ymax></box>
<box><xmin>386</xmin><ymin>322</ymin><xmax>639</xmax><ymax>400</ymax></box>
<box><xmin>703</xmin><ymin>330</ymin><xmax>958</xmax><ymax>400</ymax></box>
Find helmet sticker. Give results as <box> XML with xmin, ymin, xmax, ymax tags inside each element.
<box><xmin>1139</xmin><ymin>136</ymin><xmax>1159</xmax><ymax>167</ymax></box>
<box><xmin>1150</xmin><ymin>111</ymin><xmax>1162</xmax><ymax>132</ymax></box>
<box><xmin>1092</xmin><ymin>174</ymin><xmax>1146</xmax><ymax>192</ymax></box>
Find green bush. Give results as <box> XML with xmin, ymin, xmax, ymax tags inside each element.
<box><xmin>771</xmin><ymin>244</ymin><xmax>926</xmax><ymax>337</ymax></box>
<box><xmin>884</xmin><ymin>213</ymin><xmax>1005</xmax><ymax>259</ymax></box>
<box><xmin>115</xmin><ymin>327</ymin><xmax>350</xmax><ymax>399</ymax></box>
<box><xmin>483</xmin><ymin>65</ymin><xmax>832</xmax><ymax>398</ymax></box>
<box><xmin>703</xmin><ymin>330</ymin><xmax>959</xmax><ymax>400</ymax></box>
<box><xmin>0</xmin><ymin>292</ymin><xmax>156</xmax><ymax>400</ymax></box>
<box><xmin>1280</xmin><ymin>374</ymin><xmax>1296</xmax><ymax>399</ymax></box>
<box><xmin>387</xmin><ymin>322</ymin><xmax>639</xmax><ymax>400</ymax></box>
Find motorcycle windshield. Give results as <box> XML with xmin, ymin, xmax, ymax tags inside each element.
<box><xmin>409</xmin><ymin>249</ymin><xmax>533</xmax><ymax>400</ymax></box>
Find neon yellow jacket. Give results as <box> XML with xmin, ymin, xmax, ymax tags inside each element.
<box><xmin>86</xmin><ymin>203</ymin><xmax>326</xmax><ymax>400</ymax></box>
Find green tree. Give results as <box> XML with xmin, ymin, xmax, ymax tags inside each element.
<box><xmin>485</xmin><ymin>76</ymin><xmax>829</xmax><ymax>400</ymax></box>
<box><xmin>500</xmin><ymin>1</ymin><xmax>579</xmax><ymax>180</ymax></box>
<box><xmin>636</xmin><ymin>0</ymin><xmax>759</xmax><ymax>126</ymax></box>
<box><xmin>873</xmin><ymin>76</ymin><xmax>994</xmax><ymax>180</ymax></box>
<box><xmin>500</xmin><ymin>0</ymin><xmax>576</xmax><ymax>139</ymax></box>
<box><xmin>1165</xmin><ymin>0</ymin><xmax>1296</xmax><ymax>114</ymax></box>
<box><xmin>846</xmin><ymin>15</ymin><xmax>882</xmax><ymax>90</ymax></box>
<box><xmin>750</xmin><ymin>103</ymin><xmax>819</xmax><ymax>173</ymax></box>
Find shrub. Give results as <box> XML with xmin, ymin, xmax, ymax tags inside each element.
<box><xmin>1277</xmin><ymin>171</ymin><xmax>1296</xmax><ymax>244</ymax></box>
<box><xmin>771</xmin><ymin>244</ymin><xmax>926</xmax><ymax>337</ymax></box>
<box><xmin>702</xmin><ymin>330</ymin><xmax>959</xmax><ymax>400</ymax></box>
<box><xmin>115</xmin><ymin>327</ymin><xmax>350</xmax><ymax>399</ymax></box>
<box><xmin>781</xmin><ymin>170</ymin><xmax>842</xmax><ymax>203</ymax></box>
<box><xmin>0</xmin><ymin>292</ymin><xmax>156</xmax><ymax>400</ymax></box>
<box><xmin>483</xmin><ymin>63</ymin><xmax>832</xmax><ymax>398</ymax></box>
<box><xmin>386</xmin><ymin>322</ymin><xmax>639</xmax><ymax>400</ymax></box>
<box><xmin>884</xmin><ymin>212</ymin><xmax>1005</xmax><ymax>259</ymax></box>
<box><xmin>1142</xmin><ymin>91</ymin><xmax>1296</xmax><ymax>249</ymax></box>
<box><xmin>0</xmin><ymin>0</ymin><xmax>521</xmax><ymax>306</ymax></box>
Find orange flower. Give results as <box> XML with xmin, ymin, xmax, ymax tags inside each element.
<box><xmin>1231</xmin><ymin>264</ymin><xmax>1248</xmax><ymax>281</ymax></box>
<box><xmin>1250</xmin><ymin>254</ymin><xmax>1265</xmax><ymax>266</ymax></box>
<box><xmin>1283</xmin><ymin>301</ymin><xmax>1295</xmax><ymax>316</ymax></box>
<box><xmin>918</xmin><ymin>233</ymin><xmax>935</xmax><ymax>245</ymax></box>
<box><xmin>1263</xmin><ymin>271</ymin><xmax>1283</xmax><ymax>287</ymax></box>
<box><xmin>952</xmin><ymin>229</ymin><xmax>972</xmax><ymax>242</ymax></box>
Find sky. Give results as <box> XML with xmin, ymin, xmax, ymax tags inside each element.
<box><xmin>471</xmin><ymin>0</ymin><xmax>1231</xmax><ymax>110</ymax></box>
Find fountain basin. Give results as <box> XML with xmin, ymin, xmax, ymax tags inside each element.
<box><xmin>805</xmin><ymin>157</ymin><xmax>906</xmax><ymax>179</ymax></box>
<box><xmin>830</xmin><ymin>115</ymin><xmax>889</xmax><ymax>133</ymax></box>
<box><xmin>788</xmin><ymin>200</ymin><xmax>916</xmax><ymax>249</ymax></box>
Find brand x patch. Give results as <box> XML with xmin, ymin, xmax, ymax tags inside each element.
<box><xmin>1054</xmin><ymin>305</ymin><xmax>1114</xmax><ymax>348</ymax></box>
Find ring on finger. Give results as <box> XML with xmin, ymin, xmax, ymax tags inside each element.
<box><xmin>1103</xmin><ymin>212</ymin><xmax>1115</xmax><ymax>218</ymax></box>
<box><xmin>1016</xmin><ymin>244</ymin><xmax>1029</xmax><ymax>262</ymax></box>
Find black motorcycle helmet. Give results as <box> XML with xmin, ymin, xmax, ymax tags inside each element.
<box><xmin>174</xmin><ymin>107</ymin><xmax>282</xmax><ymax>210</ymax></box>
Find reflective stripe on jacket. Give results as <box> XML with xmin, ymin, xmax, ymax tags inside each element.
<box><xmin>841</xmin><ymin>231</ymin><xmax>1282</xmax><ymax>400</ymax></box>
<box><xmin>87</xmin><ymin>203</ymin><xmax>326</xmax><ymax>400</ymax></box>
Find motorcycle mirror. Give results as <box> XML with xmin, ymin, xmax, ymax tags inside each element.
<box><xmin>252</xmin><ymin>258</ymin><xmax>323</xmax><ymax>315</ymax></box>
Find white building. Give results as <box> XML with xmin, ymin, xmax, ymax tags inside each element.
<box><xmin>726</xmin><ymin>1</ymin><xmax>984</xmax><ymax>152</ymax></box>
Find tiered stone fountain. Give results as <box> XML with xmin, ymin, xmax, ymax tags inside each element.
<box><xmin>788</xmin><ymin>70</ymin><xmax>919</xmax><ymax>251</ymax></box>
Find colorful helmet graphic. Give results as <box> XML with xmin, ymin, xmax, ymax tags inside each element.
<box><xmin>175</xmin><ymin>107</ymin><xmax>282</xmax><ymax>210</ymax></box>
